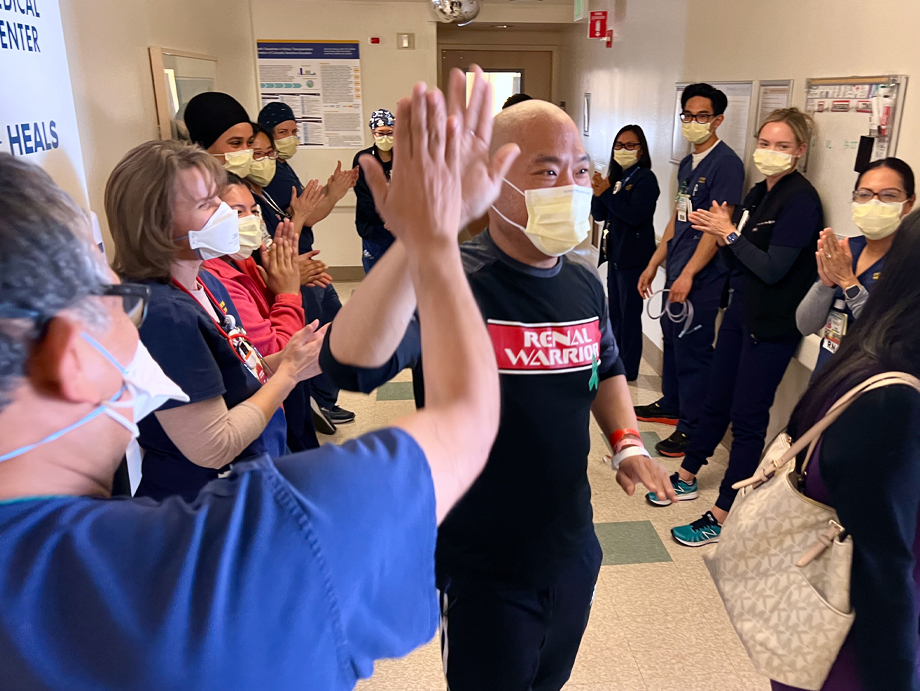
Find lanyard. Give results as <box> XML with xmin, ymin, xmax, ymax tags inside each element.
<box><xmin>170</xmin><ymin>278</ymin><xmax>270</xmax><ymax>384</ymax></box>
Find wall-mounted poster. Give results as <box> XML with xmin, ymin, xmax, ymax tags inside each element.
<box><xmin>257</xmin><ymin>40</ymin><xmax>363</xmax><ymax>149</ymax></box>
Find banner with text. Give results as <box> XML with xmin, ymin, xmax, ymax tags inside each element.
<box><xmin>0</xmin><ymin>0</ymin><xmax>90</xmax><ymax>217</ymax></box>
<box><xmin>257</xmin><ymin>40</ymin><xmax>363</xmax><ymax>149</ymax></box>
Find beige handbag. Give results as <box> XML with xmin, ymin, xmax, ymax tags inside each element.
<box><xmin>703</xmin><ymin>372</ymin><xmax>920</xmax><ymax>691</ymax></box>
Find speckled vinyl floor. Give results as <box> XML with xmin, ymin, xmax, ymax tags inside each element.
<box><xmin>325</xmin><ymin>283</ymin><xmax>769</xmax><ymax>691</ymax></box>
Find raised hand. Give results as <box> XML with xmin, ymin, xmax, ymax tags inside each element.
<box><xmin>446</xmin><ymin>65</ymin><xmax>520</xmax><ymax>227</ymax></box>
<box><xmin>290</xmin><ymin>179</ymin><xmax>325</xmax><ymax>227</ymax></box>
<box><xmin>358</xmin><ymin>83</ymin><xmax>464</xmax><ymax>249</ymax></box>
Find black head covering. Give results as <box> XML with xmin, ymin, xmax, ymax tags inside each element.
<box><xmin>184</xmin><ymin>92</ymin><xmax>252</xmax><ymax>150</ymax></box>
<box><xmin>258</xmin><ymin>102</ymin><xmax>296</xmax><ymax>135</ymax></box>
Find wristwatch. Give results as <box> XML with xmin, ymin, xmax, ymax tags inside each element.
<box><xmin>843</xmin><ymin>284</ymin><xmax>861</xmax><ymax>300</ymax></box>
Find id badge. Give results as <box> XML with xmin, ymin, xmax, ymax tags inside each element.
<box><xmin>676</xmin><ymin>193</ymin><xmax>691</xmax><ymax>222</ymax></box>
<box><xmin>821</xmin><ymin>309</ymin><xmax>847</xmax><ymax>354</ymax></box>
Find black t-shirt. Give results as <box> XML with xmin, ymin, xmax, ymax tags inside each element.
<box><xmin>321</xmin><ymin>230</ymin><xmax>625</xmax><ymax>587</ymax></box>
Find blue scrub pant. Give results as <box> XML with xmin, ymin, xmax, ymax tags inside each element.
<box><xmin>302</xmin><ymin>283</ymin><xmax>343</xmax><ymax>409</ymax></box>
<box><xmin>437</xmin><ymin>535</ymin><xmax>602</xmax><ymax>691</ymax></box>
<box><xmin>607</xmin><ymin>266</ymin><xmax>644</xmax><ymax>381</ymax></box>
<box><xmin>660</xmin><ymin>281</ymin><xmax>721</xmax><ymax>436</ymax></box>
<box><xmin>680</xmin><ymin>292</ymin><xmax>801</xmax><ymax>512</ymax></box>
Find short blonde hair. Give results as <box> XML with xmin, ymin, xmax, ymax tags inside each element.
<box><xmin>757</xmin><ymin>107</ymin><xmax>815</xmax><ymax>148</ymax></box>
<box><xmin>105</xmin><ymin>140</ymin><xmax>226</xmax><ymax>280</ymax></box>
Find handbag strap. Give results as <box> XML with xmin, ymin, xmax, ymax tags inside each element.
<box><xmin>736</xmin><ymin>372</ymin><xmax>920</xmax><ymax>489</ymax></box>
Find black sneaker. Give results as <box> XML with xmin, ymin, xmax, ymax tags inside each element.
<box><xmin>656</xmin><ymin>430</ymin><xmax>690</xmax><ymax>458</ymax></box>
<box><xmin>323</xmin><ymin>405</ymin><xmax>356</xmax><ymax>425</ymax></box>
<box><xmin>634</xmin><ymin>400</ymin><xmax>679</xmax><ymax>426</ymax></box>
<box><xmin>310</xmin><ymin>397</ymin><xmax>337</xmax><ymax>435</ymax></box>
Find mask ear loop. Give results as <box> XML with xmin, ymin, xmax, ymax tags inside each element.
<box><xmin>646</xmin><ymin>289</ymin><xmax>699</xmax><ymax>338</ymax></box>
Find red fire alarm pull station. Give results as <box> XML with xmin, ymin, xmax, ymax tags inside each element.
<box><xmin>588</xmin><ymin>11</ymin><xmax>607</xmax><ymax>39</ymax></box>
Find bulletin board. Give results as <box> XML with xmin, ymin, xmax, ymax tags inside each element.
<box><xmin>670</xmin><ymin>81</ymin><xmax>754</xmax><ymax>164</ymax></box>
<box><xmin>804</xmin><ymin>75</ymin><xmax>907</xmax><ymax>236</ymax></box>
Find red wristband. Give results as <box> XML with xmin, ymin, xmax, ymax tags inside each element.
<box><xmin>610</xmin><ymin>428</ymin><xmax>641</xmax><ymax>451</ymax></box>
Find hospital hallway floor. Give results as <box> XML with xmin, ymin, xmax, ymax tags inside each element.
<box><xmin>327</xmin><ymin>283</ymin><xmax>769</xmax><ymax>691</ymax></box>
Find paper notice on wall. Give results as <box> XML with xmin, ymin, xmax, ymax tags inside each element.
<box><xmin>257</xmin><ymin>41</ymin><xmax>363</xmax><ymax>149</ymax></box>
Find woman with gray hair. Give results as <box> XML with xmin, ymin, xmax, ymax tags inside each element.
<box><xmin>105</xmin><ymin>140</ymin><xmax>324</xmax><ymax>501</ymax></box>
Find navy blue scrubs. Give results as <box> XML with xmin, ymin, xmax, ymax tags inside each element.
<box><xmin>661</xmin><ymin>141</ymin><xmax>744</xmax><ymax>437</ymax></box>
<box><xmin>134</xmin><ymin>272</ymin><xmax>287</xmax><ymax>502</ymax></box>
<box><xmin>680</xmin><ymin>173</ymin><xmax>822</xmax><ymax>512</ymax></box>
<box><xmin>812</xmin><ymin>235</ymin><xmax>884</xmax><ymax>376</ymax></box>
<box><xmin>592</xmin><ymin>165</ymin><xmax>659</xmax><ymax>380</ymax></box>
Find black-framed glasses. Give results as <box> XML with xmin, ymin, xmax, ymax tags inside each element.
<box><xmin>0</xmin><ymin>283</ymin><xmax>149</xmax><ymax>331</ymax></box>
<box><xmin>613</xmin><ymin>142</ymin><xmax>641</xmax><ymax>151</ymax></box>
<box><xmin>253</xmin><ymin>150</ymin><xmax>278</xmax><ymax>162</ymax></box>
<box><xmin>101</xmin><ymin>283</ymin><xmax>150</xmax><ymax>328</ymax></box>
<box><xmin>680</xmin><ymin>112</ymin><xmax>716</xmax><ymax>124</ymax></box>
<box><xmin>852</xmin><ymin>187</ymin><xmax>907</xmax><ymax>204</ymax></box>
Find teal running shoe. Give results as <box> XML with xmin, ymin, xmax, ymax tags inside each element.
<box><xmin>671</xmin><ymin>511</ymin><xmax>722</xmax><ymax>547</ymax></box>
<box><xmin>646</xmin><ymin>472</ymin><xmax>698</xmax><ymax>506</ymax></box>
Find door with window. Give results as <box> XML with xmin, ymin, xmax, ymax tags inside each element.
<box><xmin>440</xmin><ymin>49</ymin><xmax>553</xmax><ymax>112</ymax></box>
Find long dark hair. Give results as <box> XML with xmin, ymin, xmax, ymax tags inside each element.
<box><xmin>607</xmin><ymin>124</ymin><xmax>652</xmax><ymax>182</ymax></box>
<box><xmin>790</xmin><ymin>210</ymin><xmax>920</xmax><ymax>434</ymax></box>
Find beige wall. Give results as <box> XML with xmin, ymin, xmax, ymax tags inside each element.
<box><xmin>251</xmin><ymin>0</ymin><xmax>438</xmax><ymax>268</ymax></box>
<box><xmin>60</xmin><ymin>0</ymin><xmax>260</xmax><ymax>255</ymax></box>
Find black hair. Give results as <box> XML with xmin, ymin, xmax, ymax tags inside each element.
<box><xmin>607</xmin><ymin>124</ymin><xmax>652</xmax><ymax>181</ymax></box>
<box><xmin>855</xmin><ymin>157</ymin><xmax>915</xmax><ymax>197</ymax></box>
<box><xmin>502</xmin><ymin>93</ymin><xmax>533</xmax><ymax>109</ymax></box>
<box><xmin>250</xmin><ymin>123</ymin><xmax>276</xmax><ymax>150</ymax></box>
<box><xmin>790</xmin><ymin>209</ymin><xmax>920</xmax><ymax>436</ymax></box>
<box><xmin>681</xmin><ymin>83</ymin><xmax>728</xmax><ymax>117</ymax></box>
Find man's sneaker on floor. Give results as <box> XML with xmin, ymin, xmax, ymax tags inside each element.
<box><xmin>646</xmin><ymin>472</ymin><xmax>698</xmax><ymax>506</ymax></box>
<box><xmin>310</xmin><ymin>397</ymin><xmax>337</xmax><ymax>435</ymax></box>
<box><xmin>634</xmin><ymin>400</ymin><xmax>679</xmax><ymax>426</ymax></box>
<box><xmin>322</xmin><ymin>405</ymin><xmax>356</xmax><ymax>425</ymax></box>
<box><xmin>672</xmin><ymin>511</ymin><xmax>722</xmax><ymax>547</ymax></box>
<box><xmin>655</xmin><ymin>430</ymin><xmax>690</xmax><ymax>458</ymax></box>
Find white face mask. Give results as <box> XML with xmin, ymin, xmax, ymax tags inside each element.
<box><xmin>375</xmin><ymin>134</ymin><xmax>394</xmax><ymax>152</ymax></box>
<box><xmin>681</xmin><ymin>121</ymin><xmax>712</xmax><ymax>145</ymax></box>
<box><xmin>176</xmin><ymin>201</ymin><xmax>241</xmax><ymax>260</ymax></box>
<box><xmin>274</xmin><ymin>135</ymin><xmax>299</xmax><ymax>160</ymax></box>
<box><xmin>753</xmin><ymin>148</ymin><xmax>795</xmax><ymax>177</ymax></box>
<box><xmin>492</xmin><ymin>179</ymin><xmax>593</xmax><ymax>257</ymax></box>
<box><xmin>0</xmin><ymin>334</ymin><xmax>188</xmax><ymax>463</ymax></box>
<box><xmin>232</xmin><ymin>214</ymin><xmax>263</xmax><ymax>261</ymax></box>
<box><xmin>222</xmin><ymin>149</ymin><xmax>253</xmax><ymax>177</ymax></box>
<box><xmin>613</xmin><ymin>149</ymin><xmax>639</xmax><ymax>169</ymax></box>
<box><xmin>852</xmin><ymin>199</ymin><xmax>905</xmax><ymax>240</ymax></box>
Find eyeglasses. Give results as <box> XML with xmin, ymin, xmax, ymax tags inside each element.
<box><xmin>0</xmin><ymin>283</ymin><xmax>150</xmax><ymax>331</ymax></box>
<box><xmin>101</xmin><ymin>283</ymin><xmax>150</xmax><ymax>328</ymax></box>
<box><xmin>680</xmin><ymin>112</ymin><xmax>716</xmax><ymax>124</ymax></box>
<box><xmin>253</xmin><ymin>150</ymin><xmax>278</xmax><ymax>161</ymax></box>
<box><xmin>852</xmin><ymin>187</ymin><xmax>907</xmax><ymax>204</ymax></box>
<box><xmin>613</xmin><ymin>142</ymin><xmax>641</xmax><ymax>151</ymax></box>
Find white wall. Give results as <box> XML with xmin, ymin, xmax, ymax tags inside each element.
<box><xmin>251</xmin><ymin>0</ymin><xmax>438</xmax><ymax>268</ymax></box>
<box><xmin>558</xmin><ymin>0</ymin><xmax>689</xmax><ymax>350</ymax></box>
<box><xmin>59</xmin><ymin>0</ymin><xmax>260</xmax><ymax>256</ymax></box>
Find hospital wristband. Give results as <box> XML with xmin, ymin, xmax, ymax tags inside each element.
<box><xmin>610</xmin><ymin>445</ymin><xmax>651</xmax><ymax>471</ymax></box>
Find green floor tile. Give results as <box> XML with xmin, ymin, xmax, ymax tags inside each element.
<box><xmin>376</xmin><ymin>381</ymin><xmax>415</xmax><ymax>401</ymax></box>
<box><xmin>594</xmin><ymin>520</ymin><xmax>672</xmax><ymax>566</ymax></box>
<box><xmin>640</xmin><ymin>431</ymin><xmax>663</xmax><ymax>457</ymax></box>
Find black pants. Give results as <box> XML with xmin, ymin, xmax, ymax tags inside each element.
<box><xmin>606</xmin><ymin>265</ymin><xmax>644</xmax><ymax>380</ymax></box>
<box><xmin>438</xmin><ymin>536</ymin><xmax>602</xmax><ymax>691</ymax></box>
<box><xmin>680</xmin><ymin>293</ymin><xmax>801</xmax><ymax>512</ymax></box>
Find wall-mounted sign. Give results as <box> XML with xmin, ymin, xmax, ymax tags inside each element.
<box><xmin>588</xmin><ymin>11</ymin><xmax>607</xmax><ymax>39</ymax></box>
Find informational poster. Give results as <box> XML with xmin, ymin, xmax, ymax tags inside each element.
<box><xmin>671</xmin><ymin>82</ymin><xmax>753</xmax><ymax>164</ymax></box>
<box><xmin>756</xmin><ymin>80</ymin><xmax>793</xmax><ymax>131</ymax></box>
<box><xmin>257</xmin><ymin>40</ymin><xmax>363</xmax><ymax>149</ymax></box>
<box><xmin>0</xmin><ymin>0</ymin><xmax>93</xmax><ymax>235</ymax></box>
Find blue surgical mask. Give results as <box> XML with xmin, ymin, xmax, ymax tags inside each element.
<box><xmin>0</xmin><ymin>334</ymin><xmax>188</xmax><ymax>463</ymax></box>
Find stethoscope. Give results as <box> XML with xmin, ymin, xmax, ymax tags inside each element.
<box><xmin>646</xmin><ymin>289</ymin><xmax>700</xmax><ymax>339</ymax></box>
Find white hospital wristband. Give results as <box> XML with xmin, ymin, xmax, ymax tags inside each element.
<box><xmin>610</xmin><ymin>445</ymin><xmax>650</xmax><ymax>471</ymax></box>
